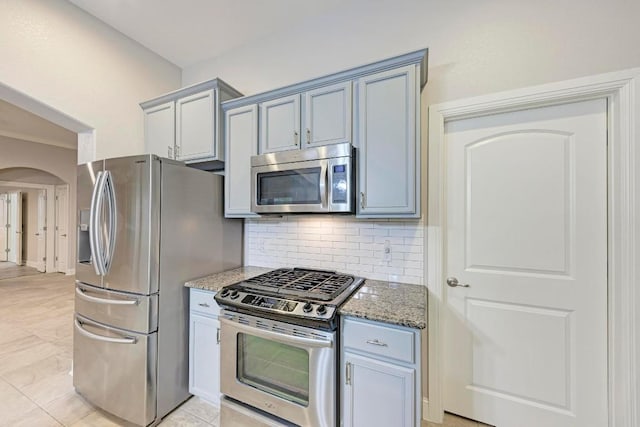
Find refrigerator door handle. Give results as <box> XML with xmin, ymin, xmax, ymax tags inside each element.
<box><xmin>75</xmin><ymin>286</ymin><xmax>139</xmax><ymax>306</ymax></box>
<box><xmin>89</xmin><ymin>171</ymin><xmax>106</xmax><ymax>276</ymax></box>
<box><xmin>74</xmin><ymin>318</ymin><xmax>137</xmax><ymax>345</ymax></box>
<box><xmin>102</xmin><ymin>171</ymin><xmax>117</xmax><ymax>274</ymax></box>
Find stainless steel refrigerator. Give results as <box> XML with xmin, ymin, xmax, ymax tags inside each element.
<box><xmin>73</xmin><ymin>154</ymin><xmax>242</xmax><ymax>426</ymax></box>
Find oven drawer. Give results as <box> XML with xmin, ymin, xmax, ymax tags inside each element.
<box><xmin>342</xmin><ymin>317</ymin><xmax>415</xmax><ymax>363</ymax></box>
<box><xmin>189</xmin><ymin>288</ymin><xmax>220</xmax><ymax>317</ymax></box>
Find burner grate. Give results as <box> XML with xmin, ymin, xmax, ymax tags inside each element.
<box><xmin>242</xmin><ymin>268</ymin><xmax>354</xmax><ymax>301</ymax></box>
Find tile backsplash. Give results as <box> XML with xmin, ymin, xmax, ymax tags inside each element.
<box><xmin>244</xmin><ymin>216</ymin><xmax>425</xmax><ymax>285</ymax></box>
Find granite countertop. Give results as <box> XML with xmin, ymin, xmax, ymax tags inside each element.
<box><xmin>339</xmin><ymin>279</ymin><xmax>427</xmax><ymax>329</ymax></box>
<box><xmin>185</xmin><ymin>266</ymin><xmax>426</xmax><ymax>329</ymax></box>
<box><xmin>185</xmin><ymin>266</ymin><xmax>272</xmax><ymax>292</ymax></box>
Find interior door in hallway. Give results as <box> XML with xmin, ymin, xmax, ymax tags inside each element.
<box><xmin>7</xmin><ymin>192</ymin><xmax>23</xmax><ymax>265</ymax></box>
<box><xmin>36</xmin><ymin>189</ymin><xmax>47</xmax><ymax>272</ymax></box>
<box><xmin>0</xmin><ymin>194</ymin><xmax>7</xmax><ymax>262</ymax></box>
<box><xmin>443</xmin><ymin>99</ymin><xmax>608</xmax><ymax>426</ymax></box>
<box><xmin>55</xmin><ymin>185</ymin><xmax>68</xmax><ymax>273</ymax></box>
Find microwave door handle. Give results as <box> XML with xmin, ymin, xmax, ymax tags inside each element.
<box><xmin>320</xmin><ymin>164</ymin><xmax>328</xmax><ymax>209</ymax></box>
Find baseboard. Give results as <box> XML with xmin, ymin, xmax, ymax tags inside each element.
<box><xmin>65</xmin><ymin>268</ymin><xmax>75</xmax><ymax>276</ymax></box>
<box><xmin>424</xmin><ymin>397</ymin><xmax>443</xmax><ymax>423</ymax></box>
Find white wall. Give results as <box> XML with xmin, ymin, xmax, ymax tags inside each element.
<box><xmin>245</xmin><ymin>217</ymin><xmax>424</xmax><ymax>285</ymax></box>
<box><xmin>185</xmin><ymin>0</ymin><xmax>640</xmax><ymax>288</ymax></box>
<box><xmin>183</xmin><ymin>0</ymin><xmax>640</xmax><ymax>105</ymax></box>
<box><xmin>0</xmin><ymin>0</ymin><xmax>181</xmax><ymax>160</ymax></box>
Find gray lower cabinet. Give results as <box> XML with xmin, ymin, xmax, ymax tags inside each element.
<box><xmin>188</xmin><ymin>288</ymin><xmax>221</xmax><ymax>405</ymax></box>
<box><xmin>341</xmin><ymin>316</ymin><xmax>421</xmax><ymax>427</ymax></box>
<box><xmin>355</xmin><ymin>64</ymin><xmax>421</xmax><ymax>218</ymax></box>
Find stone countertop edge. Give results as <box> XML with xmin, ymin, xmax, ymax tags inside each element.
<box><xmin>184</xmin><ymin>266</ymin><xmax>272</xmax><ymax>292</ymax></box>
<box><xmin>338</xmin><ymin>279</ymin><xmax>427</xmax><ymax>330</ymax></box>
<box><xmin>184</xmin><ymin>266</ymin><xmax>426</xmax><ymax>330</ymax></box>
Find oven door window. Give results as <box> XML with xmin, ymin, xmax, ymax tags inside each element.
<box><xmin>257</xmin><ymin>168</ymin><xmax>321</xmax><ymax>206</ymax></box>
<box><xmin>237</xmin><ymin>333</ymin><xmax>309</xmax><ymax>406</ymax></box>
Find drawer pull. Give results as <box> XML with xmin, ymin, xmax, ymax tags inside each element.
<box><xmin>198</xmin><ymin>302</ymin><xmax>210</xmax><ymax>308</ymax></box>
<box><xmin>366</xmin><ymin>339</ymin><xmax>388</xmax><ymax>347</ymax></box>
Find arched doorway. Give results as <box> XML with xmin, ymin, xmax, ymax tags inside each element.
<box><xmin>0</xmin><ymin>168</ymin><xmax>71</xmax><ymax>278</ymax></box>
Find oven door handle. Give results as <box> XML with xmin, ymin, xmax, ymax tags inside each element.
<box><xmin>220</xmin><ymin>317</ymin><xmax>334</xmax><ymax>349</ymax></box>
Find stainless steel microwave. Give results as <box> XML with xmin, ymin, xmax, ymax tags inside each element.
<box><xmin>251</xmin><ymin>143</ymin><xmax>354</xmax><ymax>214</ymax></box>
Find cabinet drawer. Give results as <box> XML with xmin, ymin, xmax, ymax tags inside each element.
<box><xmin>343</xmin><ymin>318</ymin><xmax>414</xmax><ymax>363</ymax></box>
<box><xmin>190</xmin><ymin>289</ymin><xmax>220</xmax><ymax>317</ymax></box>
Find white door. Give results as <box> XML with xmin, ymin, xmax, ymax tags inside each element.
<box><xmin>36</xmin><ymin>189</ymin><xmax>47</xmax><ymax>272</ymax></box>
<box><xmin>7</xmin><ymin>192</ymin><xmax>23</xmax><ymax>265</ymax></box>
<box><xmin>443</xmin><ymin>99</ymin><xmax>607</xmax><ymax>426</ymax></box>
<box><xmin>55</xmin><ymin>185</ymin><xmax>69</xmax><ymax>273</ymax></box>
<box><xmin>0</xmin><ymin>194</ymin><xmax>7</xmax><ymax>262</ymax></box>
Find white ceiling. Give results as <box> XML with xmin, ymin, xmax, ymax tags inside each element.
<box><xmin>67</xmin><ymin>0</ymin><xmax>345</xmax><ymax>68</ymax></box>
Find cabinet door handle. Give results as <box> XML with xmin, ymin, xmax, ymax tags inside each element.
<box><xmin>216</xmin><ymin>327</ymin><xmax>220</xmax><ymax>344</ymax></box>
<box><xmin>360</xmin><ymin>192</ymin><xmax>365</xmax><ymax>209</ymax></box>
<box><xmin>345</xmin><ymin>361</ymin><xmax>352</xmax><ymax>385</ymax></box>
<box><xmin>294</xmin><ymin>131</ymin><xmax>299</xmax><ymax>146</ymax></box>
<box><xmin>198</xmin><ymin>302</ymin><xmax>210</xmax><ymax>308</ymax></box>
<box><xmin>175</xmin><ymin>145</ymin><xmax>181</xmax><ymax>158</ymax></box>
<box><xmin>168</xmin><ymin>146</ymin><xmax>173</xmax><ymax>158</ymax></box>
<box><xmin>306</xmin><ymin>128</ymin><xmax>311</xmax><ymax>144</ymax></box>
<box><xmin>366</xmin><ymin>339</ymin><xmax>388</xmax><ymax>347</ymax></box>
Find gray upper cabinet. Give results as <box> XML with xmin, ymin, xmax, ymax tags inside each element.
<box><xmin>221</xmin><ymin>48</ymin><xmax>427</xmax><ymax>218</ymax></box>
<box><xmin>225</xmin><ymin>104</ymin><xmax>259</xmax><ymax>218</ymax></box>
<box><xmin>259</xmin><ymin>82</ymin><xmax>353</xmax><ymax>154</ymax></box>
<box><xmin>303</xmin><ymin>81</ymin><xmax>352</xmax><ymax>148</ymax></box>
<box><xmin>259</xmin><ymin>94</ymin><xmax>300</xmax><ymax>153</ymax></box>
<box><xmin>144</xmin><ymin>101</ymin><xmax>175</xmax><ymax>159</ymax></box>
<box><xmin>175</xmin><ymin>89</ymin><xmax>216</xmax><ymax>162</ymax></box>
<box><xmin>356</xmin><ymin>65</ymin><xmax>420</xmax><ymax>218</ymax></box>
<box><xmin>141</xmin><ymin>79</ymin><xmax>242</xmax><ymax>169</ymax></box>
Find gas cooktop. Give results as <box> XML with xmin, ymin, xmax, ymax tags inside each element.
<box><xmin>214</xmin><ymin>268</ymin><xmax>364</xmax><ymax>329</ymax></box>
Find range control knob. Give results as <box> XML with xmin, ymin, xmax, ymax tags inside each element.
<box><xmin>230</xmin><ymin>290</ymin><xmax>240</xmax><ymax>300</ymax></box>
<box><xmin>220</xmin><ymin>289</ymin><xmax>231</xmax><ymax>298</ymax></box>
<box><xmin>302</xmin><ymin>302</ymin><xmax>313</xmax><ymax>313</ymax></box>
<box><xmin>316</xmin><ymin>304</ymin><xmax>327</xmax><ymax>315</ymax></box>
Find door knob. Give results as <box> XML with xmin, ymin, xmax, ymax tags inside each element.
<box><xmin>446</xmin><ymin>277</ymin><xmax>470</xmax><ymax>288</ymax></box>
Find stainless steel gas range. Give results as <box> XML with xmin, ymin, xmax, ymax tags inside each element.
<box><xmin>214</xmin><ymin>268</ymin><xmax>364</xmax><ymax>427</ymax></box>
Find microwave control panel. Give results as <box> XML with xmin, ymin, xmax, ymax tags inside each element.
<box><xmin>332</xmin><ymin>164</ymin><xmax>348</xmax><ymax>204</ymax></box>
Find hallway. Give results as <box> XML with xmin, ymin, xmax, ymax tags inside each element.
<box><xmin>0</xmin><ymin>262</ymin><xmax>41</xmax><ymax>281</ymax></box>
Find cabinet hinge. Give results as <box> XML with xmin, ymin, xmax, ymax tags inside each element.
<box><xmin>346</xmin><ymin>362</ymin><xmax>352</xmax><ymax>385</ymax></box>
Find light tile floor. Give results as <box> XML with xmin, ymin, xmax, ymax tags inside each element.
<box><xmin>0</xmin><ymin>269</ymin><xmax>487</xmax><ymax>427</ymax></box>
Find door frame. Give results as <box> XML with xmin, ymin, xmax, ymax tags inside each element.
<box><xmin>425</xmin><ymin>68</ymin><xmax>640</xmax><ymax>426</ymax></box>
